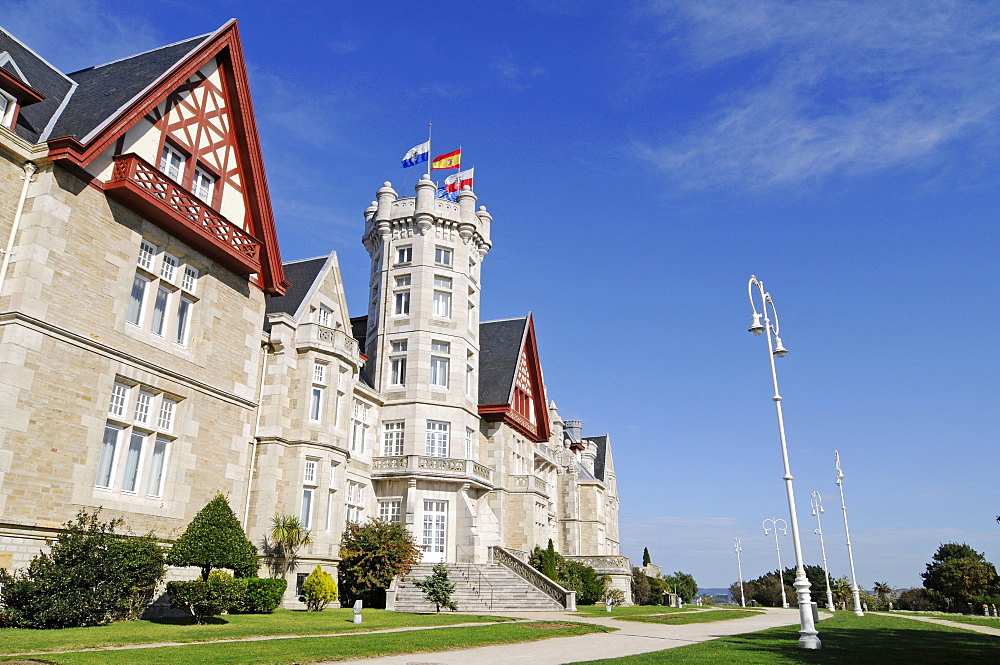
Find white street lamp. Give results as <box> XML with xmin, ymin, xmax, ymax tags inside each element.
<box><xmin>762</xmin><ymin>517</ymin><xmax>789</xmax><ymax>608</ymax></box>
<box><xmin>734</xmin><ymin>537</ymin><xmax>746</xmax><ymax>608</ymax></box>
<box><xmin>835</xmin><ymin>450</ymin><xmax>864</xmax><ymax>616</ymax></box>
<box><xmin>747</xmin><ymin>275</ymin><xmax>821</xmax><ymax>649</ymax></box>
<box><xmin>810</xmin><ymin>491</ymin><xmax>836</xmax><ymax>612</ymax></box>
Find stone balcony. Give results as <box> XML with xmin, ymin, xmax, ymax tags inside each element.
<box><xmin>295</xmin><ymin>323</ymin><xmax>359</xmax><ymax>361</ymax></box>
<box><xmin>511</xmin><ymin>473</ymin><xmax>550</xmax><ymax>497</ymax></box>
<box><xmin>533</xmin><ymin>442</ymin><xmax>560</xmax><ymax>470</ymax></box>
<box><xmin>372</xmin><ymin>455</ymin><xmax>493</xmax><ymax>489</ymax></box>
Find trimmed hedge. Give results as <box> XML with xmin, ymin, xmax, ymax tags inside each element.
<box><xmin>233</xmin><ymin>578</ymin><xmax>288</xmax><ymax>614</ymax></box>
<box><xmin>167</xmin><ymin>571</ymin><xmax>245</xmax><ymax>624</ymax></box>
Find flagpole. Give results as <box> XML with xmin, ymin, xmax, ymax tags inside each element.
<box><xmin>427</xmin><ymin>122</ymin><xmax>432</xmax><ymax>181</ymax></box>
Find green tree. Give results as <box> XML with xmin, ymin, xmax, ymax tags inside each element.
<box><xmin>542</xmin><ymin>539</ymin><xmax>559</xmax><ymax>580</ymax></box>
<box><xmin>167</xmin><ymin>570</ymin><xmax>244</xmax><ymax>624</ymax></box>
<box><xmin>642</xmin><ymin>547</ymin><xmax>651</xmax><ymax>567</ymax></box>
<box><xmin>922</xmin><ymin>542</ymin><xmax>1000</xmax><ymax>610</ymax></box>
<box><xmin>338</xmin><ymin>519</ymin><xmax>420</xmax><ymax>607</ymax></box>
<box><xmin>631</xmin><ymin>567</ymin><xmax>651</xmax><ymax>605</ymax></box>
<box><xmin>873</xmin><ymin>581</ymin><xmax>893</xmax><ymax>609</ymax></box>
<box><xmin>561</xmin><ymin>560</ymin><xmax>607</xmax><ymax>605</ymax></box>
<box><xmin>414</xmin><ymin>562</ymin><xmax>458</xmax><ymax>612</ymax></box>
<box><xmin>661</xmin><ymin>571</ymin><xmax>698</xmax><ymax>604</ymax></box>
<box><xmin>263</xmin><ymin>515</ymin><xmax>311</xmax><ymax>578</ymax></box>
<box><xmin>0</xmin><ymin>510</ymin><xmax>165</xmax><ymax>628</ymax></box>
<box><xmin>831</xmin><ymin>576</ymin><xmax>853</xmax><ymax>609</ymax></box>
<box><xmin>729</xmin><ymin>580</ymin><xmax>752</xmax><ymax>606</ymax></box>
<box><xmin>301</xmin><ymin>566</ymin><xmax>338</xmax><ymax>611</ymax></box>
<box><xmin>166</xmin><ymin>493</ymin><xmax>259</xmax><ymax>581</ymax></box>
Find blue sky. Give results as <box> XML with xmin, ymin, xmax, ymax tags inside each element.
<box><xmin>3</xmin><ymin>0</ymin><xmax>998</xmax><ymax>590</ymax></box>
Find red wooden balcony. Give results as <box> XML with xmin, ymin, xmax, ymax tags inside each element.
<box><xmin>105</xmin><ymin>153</ymin><xmax>262</xmax><ymax>275</ymax></box>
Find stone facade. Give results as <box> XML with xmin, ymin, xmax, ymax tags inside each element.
<box><xmin>0</xmin><ymin>22</ymin><xmax>627</xmax><ymax>606</ymax></box>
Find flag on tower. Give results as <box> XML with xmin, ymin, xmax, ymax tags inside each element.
<box><xmin>437</xmin><ymin>167</ymin><xmax>474</xmax><ymax>201</ymax></box>
<box><xmin>431</xmin><ymin>148</ymin><xmax>462</xmax><ymax>170</ymax></box>
<box><xmin>401</xmin><ymin>141</ymin><xmax>430</xmax><ymax>168</ymax></box>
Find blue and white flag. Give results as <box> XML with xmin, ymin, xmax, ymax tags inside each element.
<box><xmin>401</xmin><ymin>141</ymin><xmax>430</xmax><ymax>168</ymax></box>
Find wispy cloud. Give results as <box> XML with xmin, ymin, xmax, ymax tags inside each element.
<box><xmin>0</xmin><ymin>0</ymin><xmax>161</xmax><ymax>72</ymax></box>
<box><xmin>636</xmin><ymin>0</ymin><xmax>1000</xmax><ymax>189</ymax></box>
<box><xmin>492</xmin><ymin>53</ymin><xmax>548</xmax><ymax>90</ymax></box>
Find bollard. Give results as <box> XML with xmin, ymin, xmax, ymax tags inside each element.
<box><xmin>353</xmin><ymin>599</ymin><xmax>363</xmax><ymax>624</ymax></box>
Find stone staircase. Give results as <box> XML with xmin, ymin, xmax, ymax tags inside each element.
<box><xmin>392</xmin><ymin>562</ymin><xmax>565</xmax><ymax>612</ymax></box>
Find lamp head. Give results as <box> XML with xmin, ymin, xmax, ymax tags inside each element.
<box><xmin>772</xmin><ymin>336</ymin><xmax>788</xmax><ymax>357</ymax></box>
<box><xmin>748</xmin><ymin>313</ymin><xmax>765</xmax><ymax>336</ymax></box>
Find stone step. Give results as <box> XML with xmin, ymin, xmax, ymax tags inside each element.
<box><xmin>394</xmin><ymin>562</ymin><xmax>564</xmax><ymax>612</ymax></box>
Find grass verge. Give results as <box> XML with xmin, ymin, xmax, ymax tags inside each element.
<box><xmin>1</xmin><ymin>620</ymin><xmax>612</xmax><ymax>665</ymax></box>
<box><xmin>615</xmin><ymin>609</ymin><xmax>763</xmax><ymax>625</ymax></box>
<box><xmin>568</xmin><ymin>611</ymin><xmax>1000</xmax><ymax>664</ymax></box>
<box><xmin>0</xmin><ymin>609</ymin><xmax>507</xmax><ymax>655</ymax></box>
<box><xmin>877</xmin><ymin>611</ymin><xmax>1000</xmax><ymax>628</ymax></box>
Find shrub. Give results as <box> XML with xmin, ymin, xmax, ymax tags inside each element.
<box><xmin>302</xmin><ymin>566</ymin><xmax>338</xmax><ymax>611</ymax></box>
<box><xmin>167</xmin><ymin>493</ymin><xmax>259</xmax><ymax>581</ymax></box>
<box><xmin>0</xmin><ymin>510</ymin><xmax>165</xmax><ymax>628</ymax></box>
<box><xmin>414</xmin><ymin>562</ymin><xmax>458</xmax><ymax>612</ymax></box>
<box><xmin>632</xmin><ymin>567</ymin><xmax>651</xmax><ymax>605</ymax></box>
<box><xmin>561</xmin><ymin>560</ymin><xmax>606</xmax><ymax>605</ymax></box>
<box><xmin>605</xmin><ymin>588</ymin><xmax>626</xmax><ymax>607</ymax></box>
<box><xmin>338</xmin><ymin>519</ymin><xmax>419</xmax><ymax>607</ymax></box>
<box><xmin>233</xmin><ymin>578</ymin><xmax>288</xmax><ymax>614</ymax></box>
<box><xmin>167</xmin><ymin>571</ymin><xmax>245</xmax><ymax>624</ymax></box>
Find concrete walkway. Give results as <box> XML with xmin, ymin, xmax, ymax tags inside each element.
<box><xmin>319</xmin><ymin>607</ymin><xmax>805</xmax><ymax>665</ymax></box>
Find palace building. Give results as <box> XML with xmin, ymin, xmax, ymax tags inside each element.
<box><xmin>0</xmin><ymin>20</ymin><xmax>628</xmax><ymax>606</ymax></box>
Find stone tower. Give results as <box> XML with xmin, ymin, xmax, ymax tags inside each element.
<box><xmin>361</xmin><ymin>175</ymin><xmax>493</xmax><ymax>562</ymax></box>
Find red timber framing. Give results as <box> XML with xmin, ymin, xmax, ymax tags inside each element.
<box><xmin>479</xmin><ymin>314</ymin><xmax>551</xmax><ymax>443</ymax></box>
<box><xmin>46</xmin><ymin>19</ymin><xmax>288</xmax><ymax>295</ymax></box>
<box><xmin>0</xmin><ymin>67</ymin><xmax>46</xmax><ymax>105</ymax></box>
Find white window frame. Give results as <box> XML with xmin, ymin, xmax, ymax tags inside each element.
<box><xmin>138</xmin><ymin>240</ymin><xmax>157</xmax><ymax>271</ymax></box>
<box><xmin>95</xmin><ymin>424</ymin><xmax>122</xmax><ymax>490</ymax></box>
<box><xmin>160</xmin><ymin>144</ymin><xmax>186</xmax><ymax>182</ymax></box>
<box><xmin>127</xmin><ymin>274</ymin><xmax>150</xmax><ymax>327</ymax></box>
<box><xmin>97</xmin><ymin>383</ymin><xmax>177</xmax><ymax>496</ymax></box>
<box><xmin>157</xmin><ymin>398</ymin><xmax>177</xmax><ymax>432</ymax></box>
<box><xmin>109</xmin><ymin>382</ymin><xmax>131</xmax><ymax>418</ymax></box>
<box><xmin>383</xmin><ymin>421</ymin><xmax>405</xmax><ymax>456</ymax></box>
<box><xmin>0</xmin><ymin>91</ymin><xmax>14</xmax><ymax>129</ymax></box>
<box><xmin>160</xmin><ymin>253</ymin><xmax>178</xmax><ymax>283</ymax></box>
<box><xmin>301</xmin><ymin>488</ymin><xmax>314</xmax><ymax>529</ymax></box>
<box><xmin>310</xmin><ymin>386</ymin><xmax>323</xmax><ymax>422</ymax></box>
<box><xmin>150</xmin><ymin>286</ymin><xmax>171</xmax><ymax>337</ymax></box>
<box><xmin>134</xmin><ymin>390</ymin><xmax>154</xmax><ymax>425</ymax></box>
<box><xmin>192</xmin><ymin>165</ymin><xmax>216</xmax><ymax>203</ymax></box>
<box><xmin>465</xmin><ymin>427</ymin><xmax>474</xmax><ymax>460</ymax></box>
<box><xmin>313</xmin><ymin>362</ymin><xmax>327</xmax><ymax>385</ymax></box>
<box><xmin>379</xmin><ymin>499</ymin><xmax>402</xmax><ymax>524</ymax></box>
<box><xmin>396</xmin><ymin>246</ymin><xmax>412</xmax><ymax>264</ymax></box>
<box><xmin>181</xmin><ymin>265</ymin><xmax>199</xmax><ymax>293</ymax></box>
<box><xmin>174</xmin><ymin>296</ymin><xmax>193</xmax><ymax>346</ymax></box>
<box><xmin>425</xmin><ymin>420</ymin><xmax>450</xmax><ymax>457</ymax></box>
<box><xmin>434</xmin><ymin>246</ymin><xmax>453</xmax><ymax>266</ymax></box>
<box><xmin>430</xmin><ymin>356</ymin><xmax>450</xmax><ymax>388</ymax></box>
<box><xmin>304</xmin><ymin>459</ymin><xmax>318</xmax><ymax>485</ymax></box>
<box><xmin>394</xmin><ymin>290</ymin><xmax>410</xmax><ymax>316</ymax></box>
<box><xmin>317</xmin><ymin>306</ymin><xmax>332</xmax><ymax>327</ymax></box>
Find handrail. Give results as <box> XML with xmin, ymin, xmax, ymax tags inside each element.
<box><xmin>490</xmin><ymin>545</ymin><xmax>575</xmax><ymax>610</ymax></box>
<box><xmin>456</xmin><ymin>545</ymin><xmax>493</xmax><ymax>610</ymax></box>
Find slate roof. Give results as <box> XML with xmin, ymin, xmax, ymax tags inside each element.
<box><xmin>478</xmin><ymin>316</ymin><xmax>528</xmax><ymax>405</ymax></box>
<box><xmin>0</xmin><ymin>26</ymin><xmax>211</xmax><ymax>144</ymax></box>
<box><xmin>49</xmin><ymin>35</ymin><xmax>209</xmax><ymax>141</ymax></box>
<box><xmin>583</xmin><ymin>434</ymin><xmax>609</xmax><ymax>481</ymax></box>
<box><xmin>265</xmin><ymin>256</ymin><xmax>328</xmax><ymax>316</ymax></box>
<box><xmin>0</xmin><ymin>27</ymin><xmax>74</xmax><ymax>142</ymax></box>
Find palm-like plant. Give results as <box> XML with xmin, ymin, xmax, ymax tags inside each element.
<box><xmin>873</xmin><ymin>581</ymin><xmax>892</xmax><ymax>607</ymax></box>
<box><xmin>832</xmin><ymin>576</ymin><xmax>852</xmax><ymax>610</ymax></box>
<box><xmin>264</xmin><ymin>515</ymin><xmax>312</xmax><ymax>578</ymax></box>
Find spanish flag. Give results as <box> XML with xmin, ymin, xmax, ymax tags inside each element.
<box><xmin>432</xmin><ymin>148</ymin><xmax>462</xmax><ymax>170</ymax></box>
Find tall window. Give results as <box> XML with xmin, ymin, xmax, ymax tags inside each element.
<box><xmin>159</xmin><ymin>144</ymin><xmax>186</xmax><ymax>182</ymax></box>
<box><xmin>432</xmin><ymin>276</ymin><xmax>452</xmax><ymax>318</ymax></box>
<box><xmin>379</xmin><ymin>499</ymin><xmax>402</xmax><ymax>523</ymax></box>
<box><xmin>300</xmin><ymin>488</ymin><xmax>314</xmax><ymax>529</ymax></box>
<box><xmin>430</xmin><ymin>341</ymin><xmax>450</xmax><ymax>387</ymax></box>
<box><xmin>425</xmin><ymin>420</ymin><xmax>450</xmax><ymax>457</ymax></box>
<box><xmin>128</xmin><ymin>239</ymin><xmax>199</xmax><ymax>346</ymax></box>
<box><xmin>383</xmin><ymin>421</ymin><xmax>404</xmax><ymax>456</ymax></box>
<box><xmin>192</xmin><ymin>165</ymin><xmax>216</xmax><ymax>203</ymax></box>
<box><xmin>394</xmin><ymin>275</ymin><xmax>411</xmax><ymax>315</ymax></box>
<box><xmin>465</xmin><ymin>427</ymin><xmax>474</xmax><ymax>460</ymax></box>
<box><xmin>301</xmin><ymin>457</ymin><xmax>319</xmax><ymax>529</ymax></box>
<box><xmin>346</xmin><ymin>480</ymin><xmax>365</xmax><ymax>523</ymax></box>
<box><xmin>434</xmin><ymin>247</ymin><xmax>452</xmax><ymax>266</ymax></box>
<box><xmin>309</xmin><ymin>360</ymin><xmax>325</xmax><ymax>424</ymax></box>
<box><xmin>468</xmin><ymin>299</ymin><xmax>476</xmax><ymax>329</ymax></box>
<box><xmin>97</xmin><ymin>380</ymin><xmax>176</xmax><ymax>498</ymax></box>
<box><xmin>396</xmin><ymin>246</ymin><xmax>412</xmax><ymax>264</ymax></box>
<box><xmin>466</xmin><ymin>365</ymin><xmax>474</xmax><ymax>399</ymax></box>
<box><xmin>389</xmin><ymin>340</ymin><xmax>407</xmax><ymax>386</ymax></box>
<box><xmin>351</xmin><ymin>401</ymin><xmax>369</xmax><ymax>453</ymax></box>
<box><xmin>317</xmin><ymin>305</ymin><xmax>332</xmax><ymax>327</ymax></box>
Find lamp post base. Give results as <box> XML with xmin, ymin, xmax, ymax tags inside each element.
<box><xmin>794</xmin><ymin>574</ymin><xmax>822</xmax><ymax>649</ymax></box>
<box><xmin>852</xmin><ymin>587</ymin><xmax>865</xmax><ymax>617</ymax></box>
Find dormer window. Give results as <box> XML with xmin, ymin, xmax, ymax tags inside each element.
<box><xmin>159</xmin><ymin>144</ymin><xmax>185</xmax><ymax>182</ymax></box>
<box><xmin>0</xmin><ymin>92</ymin><xmax>12</xmax><ymax>129</ymax></box>
<box><xmin>192</xmin><ymin>165</ymin><xmax>216</xmax><ymax>203</ymax></box>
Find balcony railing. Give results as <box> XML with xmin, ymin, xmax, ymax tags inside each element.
<box><xmin>296</xmin><ymin>323</ymin><xmax>359</xmax><ymax>360</ymax></box>
<box><xmin>105</xmin><ymin>153</ymin><xmax>262</xmax><ymax>274</ymax></box>
<box><xmin>372</xmin><ymin>455</ymin><xmax>493</xmax><ymax>487</ymax></box>
<box><xmin>512</xmin><ymin>474</ymin><xmax>550</xmax><ymax>496</ymax></box>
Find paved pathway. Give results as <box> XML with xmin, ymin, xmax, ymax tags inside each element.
<box><xmin>318</xmin><ymin>608</ymin><xmax>805</xmax><ymax>665</ymax></box>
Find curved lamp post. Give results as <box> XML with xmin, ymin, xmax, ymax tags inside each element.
<box><xmin>734</xmin><ymin>537</ymin><xmax>746</xmax><ymax>608</ymax></box>
<box><xmin>747</xmin><ymin>275</ymin><xmax>821</xmax><ymax>649</ymax></box>
<box><xmin>836</xmin><ymin>450</ymin><xmax>864</xmax><ymax>616</ymax></box>
<box><xmin>810</xmin><ymin>491</ymin><xmax>836</xmax><ymax>611</ymax></box>
<box><xmin>762</xmin><ymin>517</ymin><xmax>789</xmax><ymax>608</ymax></box>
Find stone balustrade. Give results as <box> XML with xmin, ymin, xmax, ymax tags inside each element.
<box><xmin>372</xmin><ymin>455</ymin><xmax>493</xmax><ymax>487</ymax></box>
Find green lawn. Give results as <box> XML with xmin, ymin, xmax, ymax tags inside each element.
<box><xmin>569</xmin><ymin>611</ymin><xmax>1000</xmax><ymax>664</ymax></box>
<box><xmin>1</xmin><ymin>621</ymin><xmax>612</xmax><ymax>665</ymax></box>
<box><xmin>0</xmin><ymin>609</ymin><xmax>507</xmax><ymax>655</ymax></box>
<box><xmin>615</xmin><ymin>609</ymin><xmax>763</xmax><ymax>625</ymax></box>
<box><xmin>876</xmin><ymin>610</ymin><xmax>1000</xmax><ymax>628</ymax></box>
<box><xmin>572</xmin><ymin>604</ymin><xmax>699</xmax><ymax>617</ymax></box>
